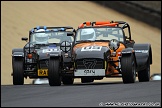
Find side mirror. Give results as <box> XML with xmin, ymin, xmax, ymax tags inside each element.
<box><xmin>22</xmin><ymin>37</ymin><xmax>28</xmax><ymax>42</ymax></box>
<box><xmin>67</xmin><ymin>32</ymin><xmax>73</xmax><ymax>36</ymax></box>
<box><xmin>60</xmin><ymin>41</ymin><xmax>71</xmax><ymax>53</ymax></box>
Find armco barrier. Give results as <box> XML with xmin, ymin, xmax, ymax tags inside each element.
<box><xmin>92</xmin><ymin>1</ymin><xmax>161</xmax><ymax>29</ymax></box>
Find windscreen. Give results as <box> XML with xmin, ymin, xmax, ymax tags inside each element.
<box><xmin>30</xmin><ymin>31</ymin><xmax>73</xmax><ymax>44</ymax></box>
<box><xmin>75</xmin><ymin>27</ymin><xmax>124</xmax><ymax>42</ymax></box>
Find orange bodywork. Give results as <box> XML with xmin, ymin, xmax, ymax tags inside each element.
<box><xmin>75</xmin><ymin>20</ymin><xmax>125</xmax><ymax>76</ymax></box>
<box><xmin>108</xmin><ymin>44</ymin><xmax>125</xmax><ymax>76</ymax></box>
<box><xmin>73</xmin><ymin>42</ymin><xmax>126</xmax><ymax>76</ymax></box>
<box><xmin>94</xmin><ymin>23</ymin><xmax>119</xmax><ymax>27</ymax></box>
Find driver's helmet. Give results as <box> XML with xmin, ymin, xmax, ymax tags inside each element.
<box><xmin>35</xmin><ymin>29</ymin><xmax>49</xmax><ymax>44</ymax></box>
<box><xmin>80</xmin><ymin>28</ymin><xmax>96</xmax><ymax>40</ymax></box>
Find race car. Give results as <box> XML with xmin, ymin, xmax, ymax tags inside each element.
<box><xmin>11</xmin><ymin>26</ymin><xmax>75</xmax><ymax>85</ymax></box>
<box><xmin>48</xmin><ymin>21</ymin><xmax>152</xmax><ymax>86</ymax></box>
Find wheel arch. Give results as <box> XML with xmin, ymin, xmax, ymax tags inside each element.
<box><xmin>133</xmin><ymin>43</ymin><xmax>152</xmax><ymax>71</ymax></box>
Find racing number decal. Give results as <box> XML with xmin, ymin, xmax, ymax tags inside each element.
<box><xmin>38</xmin><ymin>69</ymin><xmax>48</xmax><ymax>76</ymax></box>
<box><xmin>42</xmin><ymin>49</ymin><xmax>57</xmax><ymax>53</ymax></box>
<box><xmin>81</xmin><ymin>46</ymin><xmax>102</xmax><ymax>51</ymax></box>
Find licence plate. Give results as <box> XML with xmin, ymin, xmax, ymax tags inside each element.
<box><xmin>74</xmin><ymin>69</ymin><xmax>105</xmax><ymax>76</ymax></box>
<box><xmin>38</xmin><ymin>69</ymin><xmax>48</xmax><ymax>76</ymax></box>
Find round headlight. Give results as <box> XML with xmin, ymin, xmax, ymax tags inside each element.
<box><xmin>60</xmin><ymin>41</ymin><xmax>71</xmax><ymax>53</ymax></box>
<box><xmin>109</xmin><ymin>39</ymin><xmax>120</xmax><ymax>51</ymax></box>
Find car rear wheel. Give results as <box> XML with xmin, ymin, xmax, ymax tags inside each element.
<box><xmin>121</xmin><ymin>53</ymin><xmax>136</xmax><ymax>84</ymax></box>
<box><xmin>12</xmin><ymin>57</ymin><xmax>24</xmax><ymax>85</ymax></box>
<box><xmin>62</xmin><ymin>77</ymin><xmax>74</xmax><ymax>85</ymax></box>
<box><xmin>48</xmin><ymin>59</ymin><xmax>61</xmax><ymax>86</ymax></box>
<box><xmin>138</xmin><ymin>57</ymin><xmax>150</xmax><ymax>82</ymax></box>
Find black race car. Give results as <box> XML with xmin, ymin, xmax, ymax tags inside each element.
<box><xmin>11</xmin><ymin>26</ymin><xmax>75</xmax><ymax>85</ymax></box>
<box><xmin>48</xmin><ymin>21</ymin><xmax>152</xmax><ymax>86</ymax></box>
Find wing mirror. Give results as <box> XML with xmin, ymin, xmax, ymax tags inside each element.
<box><xmin>67</xmin><ymin>32</ymin><xmax>73</xmax><ymax>36</ymax></box>
<box><xmin>21</xmin><ymin>37</ymin><xmax>28</xmax><ymax>42</ymax></box>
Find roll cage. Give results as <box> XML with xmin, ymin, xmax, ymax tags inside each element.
<box><xmin>22</xmin><ymin>26</ymin><xmax>75</xmax><ymax>54</ymax></box>
<box><xmin>77</xmin><ymin>21</ymin><xmax>133</xmax><ymax>42</ymax></box>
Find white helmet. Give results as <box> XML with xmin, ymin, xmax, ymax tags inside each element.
<box><xmin>80</xmin><ymin>28</ymin><xmax>96</xmax><ymax>40</ymax></box>
<box><xmin>35</xmin><ymin>29</ymin><xmax>49</xmax><ymax>44</ymax></box>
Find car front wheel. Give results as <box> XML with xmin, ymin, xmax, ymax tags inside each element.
<box><xmin>12</xmin><ymin>57</ymin><xmax>24</xmax><ymax>85</ymax></box>
<box><xmin>121</xmin><ymin>53</ymin><xmax>136</xmax><ymax>84</ymax></box>
<box><xmin>48</xmin><ymin>58</ymin><xmax>61</xmax><ymax>86</ymax></box>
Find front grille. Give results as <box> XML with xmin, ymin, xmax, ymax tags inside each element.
<box><xmin>39</xmin><ymin>60</ymin><xmax>48</xmax><ymax>68</ymax></box>
<box><xmin>76</xmin><ymin>58</ymin><xmax>104</xmax><ymax>69</ymax></box>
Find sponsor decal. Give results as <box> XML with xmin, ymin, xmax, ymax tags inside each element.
<box><xmin>84</xmin><ymin>69</ymin><xmax>95</xmax><ymax>75</ymax></box>
<box><xmin>74</xmin><ymin>69</ymin><xmax>105</xmax><ymax>76</ymax></box>
<box><xmin>135</xmin><ymin>50</ymin><xmax>148</xmax><ymax>53</ymax></box>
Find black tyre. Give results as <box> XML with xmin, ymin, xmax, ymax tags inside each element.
<box><xmin>12</xmin><ymin>58</ymin><xmax>24</xmax><ymax>85</ymax></box>
<box><xmin>62</xmin><ymin>77</ymin><xmax>74</xmax><ymax>85</ymax></box>
<box><xmin>81</xmin><ymin>77</ymin><xmax>94</xmax><ymax>83</ymax></box>
<box><xmin>138</xmin><ymin>57</ymin><xmax>150</xmax><ymax>82</ymax></box>
<box><xmin>48</xmin><ymin>59</ymin><xmax>61</xmax><ymax>86</ymax></box>
<box><xmin>121</xmin><ymin>53</ymin><xmax>136</xmax><ymax>84</ymax></box>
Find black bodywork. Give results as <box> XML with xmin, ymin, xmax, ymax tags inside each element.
<box><xmin>12</xmin><ymin>26</ymin><xmax>75</xmax><ymax>85</ymax></box>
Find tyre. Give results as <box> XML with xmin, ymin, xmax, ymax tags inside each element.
<box><xmin>12</xmin><ymin>57</ymin><xmax>24</xmax><ymax>85</ymax></box>
<box><xmin>48</xmin><ymin>59</ymin><xmax>61</xmax><ymax>86</ymax></box>
<box><xmin>62</xmin><ymin>77</ymin><xmax>74</xmax><ymax>85</ymax></box>
<box><xmin>138</xmin><ymin>57</ymin><xmax>150</xmax><ymax>82</ymax></box>
<box><xmin>81</xmin><ymin>77</ymin><xmax>94</xmax><ymax>83</ymax></box>
<box><xmin>121</xmin><ymin>53</ymin><xmax>136</xmax><ymax>84</ymax></box>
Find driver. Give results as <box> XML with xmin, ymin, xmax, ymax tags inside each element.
<box><xmin>80</xmin><ymin>28</ymin><xmax>96</xmax><ymax>40</ymax></box>
<box><xmin>35</xmin><ymin>29</ymin><xmax>49</xmax><ymax>44</ymax></box>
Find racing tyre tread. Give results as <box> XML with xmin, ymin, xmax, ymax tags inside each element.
<box><xmin>121</xmin><ymin>53</ymin><xmax>136</xmax><ymax>84</ymax></box>
<box><xmin>48</xmin><ymin>59</ymin><xmax>61</xmax><ymax>86</ymax></box>
<box><xmin>13</xmin><ymin>58</ymin><xmax>24</xmax><ymax>85</ymax></box>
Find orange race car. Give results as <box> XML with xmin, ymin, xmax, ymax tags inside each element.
<box><xmin>48</xmin><ymin>21</ymin><xmax>152</xmax><ymax>86</ymax></box>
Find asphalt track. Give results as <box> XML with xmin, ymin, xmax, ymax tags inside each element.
<box><xmin>1</xmin><ymin>80</ymin><xmax>161</xmax><ymax>107</ymax></box>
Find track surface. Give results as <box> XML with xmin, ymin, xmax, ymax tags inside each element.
<box><xmin>1</xmin><ymin>80</ymin><xmax>161</xmax><ymax>107</ymax></box>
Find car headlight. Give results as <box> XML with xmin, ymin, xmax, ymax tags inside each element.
<box><xmin>109</xmin><ymin>39</ymin><xmax>120</xmax><ymax>51</ymax></box>
<box><xmin>60</xmin><ymin>41</ymin><xmax>71</xmax><ymax>53</ymax></box>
